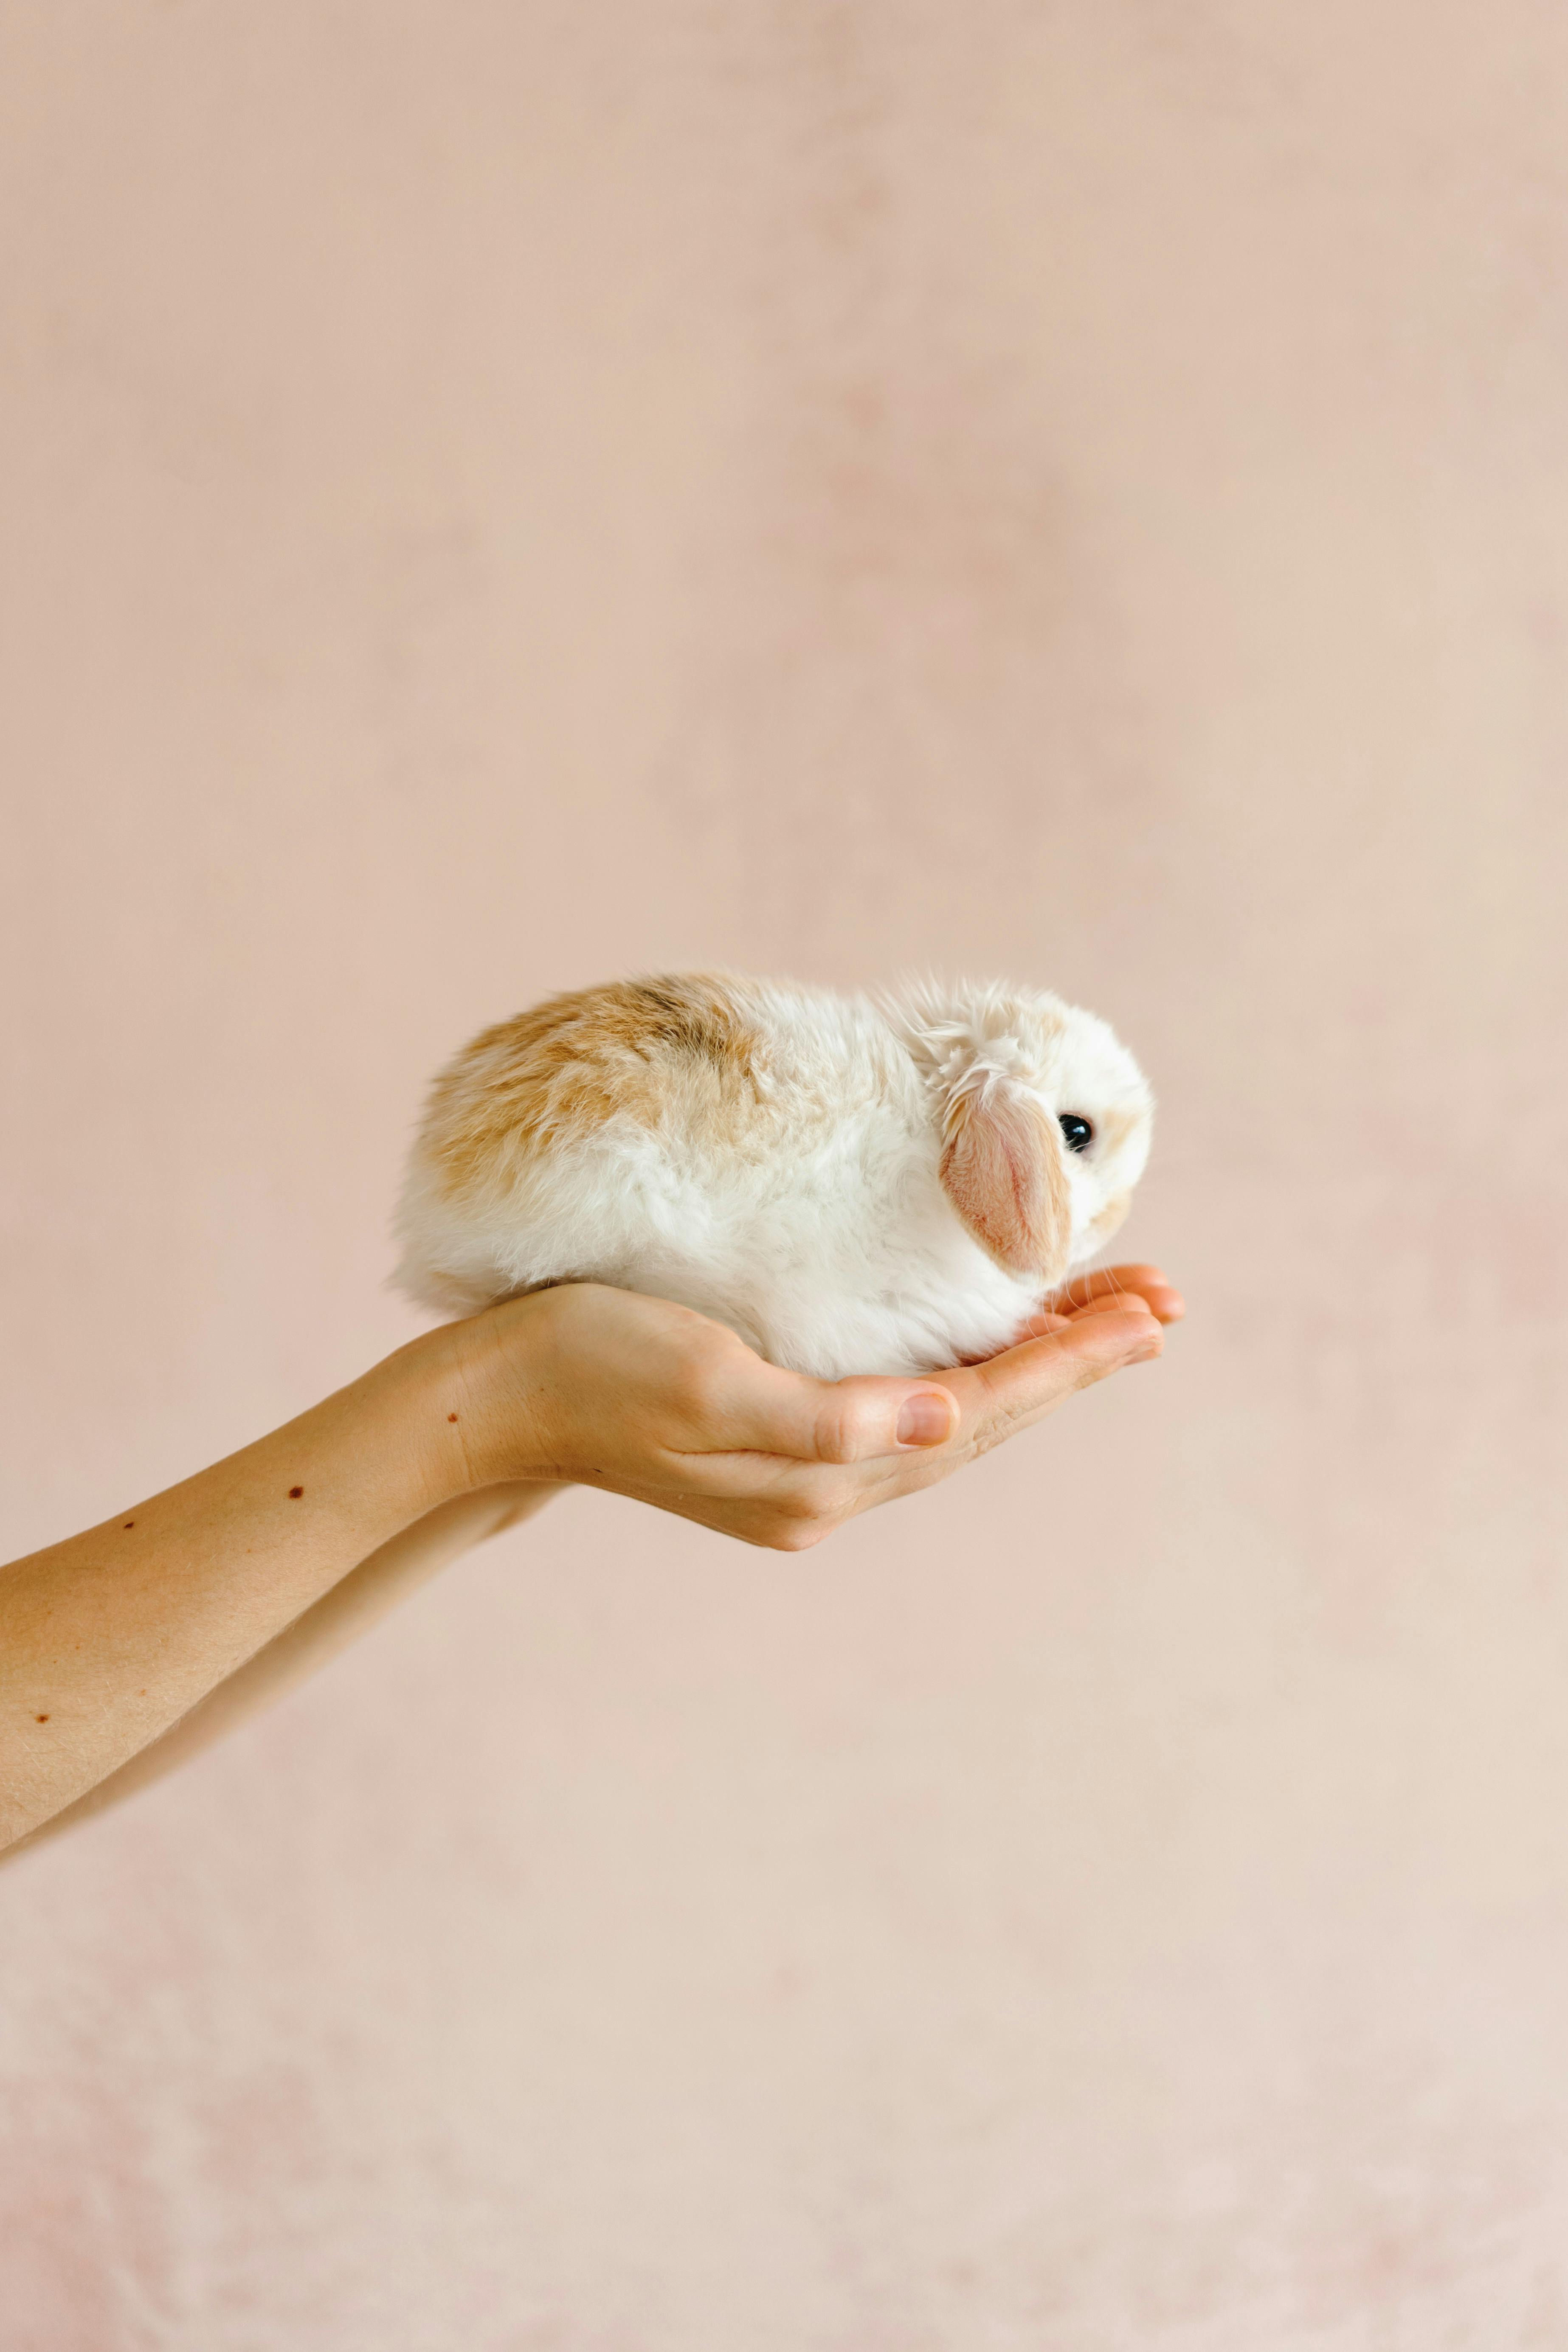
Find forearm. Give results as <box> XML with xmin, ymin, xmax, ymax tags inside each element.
<box><xmin>0</xmin><ymin>1325</ymin><xmax>487</xmax><ymax>1851</ymax></box>
<box><xmin>4</xmin><ymin>1480</ymin><xmax>562</xmax><ymax>1860</ymax></box>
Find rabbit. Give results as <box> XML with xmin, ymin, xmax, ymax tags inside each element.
<box><xmin>393</xmin><ymin>972</ymin><xmax>1154</xmax><ymax>1380</ymax></box>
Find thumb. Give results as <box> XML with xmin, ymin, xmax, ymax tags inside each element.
<box><xmin>816</xmin><ymin>1377</ymin><xmax>961</xmax><ymax>1462</ymax></box>
<box><xmin>714</xmin><ymin>1360</ymin><xmax>960</xmax><ymax>1463</ymax></box>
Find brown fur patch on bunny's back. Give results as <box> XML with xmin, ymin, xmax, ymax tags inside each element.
<box><xmin>420</xmin><ymin>972</ymin><xmax>766</xmax><ymax>1199</ymax></box>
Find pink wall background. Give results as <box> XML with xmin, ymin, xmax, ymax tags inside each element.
<box><xmin>3</xmin><ymin>5</ymin><xmax>1568</xmax><ymax>2344</ymax></box>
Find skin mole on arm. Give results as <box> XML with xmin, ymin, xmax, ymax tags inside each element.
<box><xmin>287</xmin><ymin>1486</ymin><xmax>304</xmax><ymax>1500</ymax></box>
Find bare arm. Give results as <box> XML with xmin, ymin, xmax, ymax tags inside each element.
<box><xmin>6</xmin><ymin>1481</ymin><xmax>560</xmax><ymax>1857</ymax></box>
<box><xmin>1</xmin><ymin>1268</ymin><xmax>1179</xmax><ymax>1855</ymax></box>
<box><xmin>0</xmin><ymin>1325</ymin><xmax>486</xmax><ymax>1850</ymax></box>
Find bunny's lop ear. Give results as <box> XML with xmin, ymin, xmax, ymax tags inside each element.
<box><xmin>937</xmin><ymin>1071</ymin><xmax>1071</xmax><ymax>1285</ymax></box>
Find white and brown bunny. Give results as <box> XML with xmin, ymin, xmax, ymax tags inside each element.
<box><xmin>394</xmin><ymin>973</ymin><xmax>1153</xmax><ymax>1379</ymax></box>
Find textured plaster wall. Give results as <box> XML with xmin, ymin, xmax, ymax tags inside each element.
<box><xmin>2</xmin><ymin>5</ymin><xmax>1567</xmax><ymax>2346</ymax></box>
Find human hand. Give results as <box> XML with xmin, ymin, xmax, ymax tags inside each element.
<box><xmin>449</xmin><ymin>1266</ymin><xmax>1182</xmax><ymax>1551</ymax></box>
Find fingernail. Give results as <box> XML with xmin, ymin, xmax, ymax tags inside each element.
<box><xmin>897</xmin><ymin>1393</ymin><xmax>954</xmax><ymax>1447</ymax></box>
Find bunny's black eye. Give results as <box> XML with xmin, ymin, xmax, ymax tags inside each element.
<box><xmin>1059</xmin><ymin>1113</ymin><xmax>1094</xmax><ymax>1153</ymax></box>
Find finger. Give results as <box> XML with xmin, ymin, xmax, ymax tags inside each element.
<box><xmin>1016</xmin><ymin>1290</ymin><xmax>1161</xmax><ymax>1342</ymax></box>
<box><xmin>1002</xmin><ymin>1309</ymin><xmax>1073</xmax><ymax>1346</ymax></box>
<box><xmin>1046</xmin><ymin>1263</ymin><xmax>1182</xmax><ymax>1315</ymax></box>
<box><xmin>1046</xmin><ymin>1263</ymin><xmax>1185</xmax><ymax>1323</ymax></box>
<box><xmin>690</xmin><ymin>1351</ymin><xmax>961</xmax><ymax>1466</ymax></box>
<box><xmin>1071</xmin><ymin>1290</ymin><xmax>1160</xmax><ymax>1322</ymax></box>
<box><xmin>1101</xmin><ymin>1266</ymin><xmax>1182</xmax><ymax>1321</ymax></box>
<box><xmin>943</xmin><ymin>1305</ymin><xmax>1163</xmax><ymax>1440</ymax></box>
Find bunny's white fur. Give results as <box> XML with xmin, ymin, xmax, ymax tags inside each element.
<box><xmin>394</xmin><ymin>973</ymin><xmax>1152</xmax><ymax>1379</ymax></box>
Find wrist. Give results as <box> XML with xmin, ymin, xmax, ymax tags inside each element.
<box><xmin>351</xmin><ymin>1320</ymin><xmax>492</xmax><ymax>1518</ymax></box>
<box><xmin>410</xmin><ymin>1294</ymin><xmax>558</xmax><ymax>1497</ymax></box>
